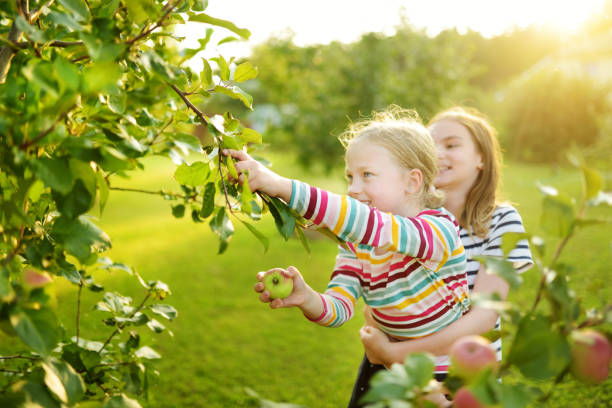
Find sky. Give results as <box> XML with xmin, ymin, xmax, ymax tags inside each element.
<box><xmin>176</xmin><ymin>0</ymin><xmax>607</xmax><ymax>61</ymax></box>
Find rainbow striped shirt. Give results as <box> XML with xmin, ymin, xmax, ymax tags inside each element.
<box><xmin>289</xmin><ymin>180</ymin><xmax>470</xmax><ymax>339</ymax></box>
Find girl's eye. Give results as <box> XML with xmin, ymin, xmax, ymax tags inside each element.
<box><xmin>363</xmin><ymin>172</ymin><xmax>373</xmax><ymax>178</ymax></box>
<box><xmin>346</xmin><ymin>175</ymin><xmax>353</xmax><ymax>182</ymax></box>
<box><xmin>446</xmin><ymin>143</ymin><xmax>457</xmax><ymax>149</ymax></box>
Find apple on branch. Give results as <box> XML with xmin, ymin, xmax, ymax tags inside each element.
<box><xmin>449</xmin><ymin>335</ymin><xmax>498</xmax><ymax>380</ymax></box>
<box><xmin>569</xmin><ymin>329</ymin><xmax>612</xmax><ymax>385</ymax></box>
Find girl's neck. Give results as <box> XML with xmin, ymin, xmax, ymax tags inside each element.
<box><xmin>441</xmin><ymin>188</ymin><xmax>467</xmax><ymax>221</ymax></box>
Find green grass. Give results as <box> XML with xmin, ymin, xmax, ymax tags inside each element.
<box><xmin>2</xmin><ymin>152</ymin><xmax>611</xmax><ymax>407</ymax></box>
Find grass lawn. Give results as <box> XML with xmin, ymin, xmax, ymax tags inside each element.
<box><xmin>2</xmin><ymin>151</ymin><xmax>610</xmax><ymax>407</ymax></box>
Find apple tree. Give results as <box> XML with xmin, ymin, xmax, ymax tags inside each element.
<box><xmin>0</xmin><ymin>0</ymin><xmax>307</xmax><ymax>406</ymax></box>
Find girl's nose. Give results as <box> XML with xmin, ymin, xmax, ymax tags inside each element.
<box><xmin>347</xmin><ymin>180</ymin><xmax>361</xmax><ymax>198</ymax></box>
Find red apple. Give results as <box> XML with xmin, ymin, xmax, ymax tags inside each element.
<box><xmin>453</xmin><ymin>387</ymin><xmax>484</xmax><ymax>408</ymax></box>
<box><xmin>24</xmin><ymin>268</ymin><xmax>52</xmax><ymax>288</ymax></box>
<box><xmin>569</xmin><ymin>329</ymin><xmax>612</xmax><ymax>384</ymax></box>
<box><xmin>449</xmin><ymin>335</ymin><xmax>498</xmax><ymax>380</ymax></box>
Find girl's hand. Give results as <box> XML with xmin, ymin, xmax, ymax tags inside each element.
<box><xmin>254</xmin><ymin>266</ymin><xmax>308</xmax><ymax>309</ymax></box>
<box><xmin>223</xmin><ymin>149</ymin><xmax>292</xmax><ymax>201</ymax></box>
<box><xmin>360</xmin><ymin>324</ymin><xmax>392</xmax><ymax>367</ymax></box>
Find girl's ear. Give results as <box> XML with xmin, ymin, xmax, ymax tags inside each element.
<box><xmin>405</xmin><ymin>168</ymin><xmax>423</xmax><ymax>194</ymax></box>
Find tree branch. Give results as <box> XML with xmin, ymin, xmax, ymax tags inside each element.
<box><xmin>0</xmin><ymin>22</ymin><xmax>24</xmax><ymax>84</ymax></box>
<box><xmin>125</xmin><ymin>0</ymin><xmax>183</xmax><ymax>47</ymax></box>
<box><xmin>98</xmin><ymin>293</ymin><xmax>151</xmax><ymax>353</ymax></box>
<box><xmin>19</xmin><ymin>104</ymin><xmax>76</xmax><ymax>150</ymax></box>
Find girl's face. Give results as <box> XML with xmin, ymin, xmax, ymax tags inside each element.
<box><xmin>345</xmin><ymin>140</ymin><xmax>414</xmax><ymax>216</ymax></box>
<box><xmin>429</xmin><ymin>119</ymin><xmax>483</xmax><ymax>193</ymax></box>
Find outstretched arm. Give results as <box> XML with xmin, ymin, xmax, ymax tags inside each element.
<box><xmin>361</xmin><ymin>266</ymin><xmax>509</xmax><ymax>367</ymax></box>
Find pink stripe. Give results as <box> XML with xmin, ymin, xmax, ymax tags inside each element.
<box><xmin>371</xmin><ymin>211</ymin><xmax>383</xmax><ymax>246</ymax></box>
<box><xmin>330</xmin><ymin>291</ymin><xmax>353</xmax><ymax>314</ymax></box>
<box><xmin>434</xmin><ymin>365</ymin><xmax>449</xmax><ymax>372</ymax></box>
<box><xmin>408</xmin><ymin>218</ymin><xmax>426</xmax><ymax>258</ymax></box>
<box><xmin>313</xmin><ymin>189</ymin><xmax>328</xmax><ymax>225</ymax></box>
<box><xmin>422</xmin><ymin>219</ymin><xmax>434</xmax><ymax>260</ymax></box>
<box><xmin>372</xmin><ymin>298</ymin><xmax>451</xmax><ymax>321</ymax></box>
<box><xmin>306</xmin><ymin>293</ymin><xmax>328</xmax><ymax>322</ymax></box>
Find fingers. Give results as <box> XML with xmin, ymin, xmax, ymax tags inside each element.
<box><xmin>223</xmin><ymin>148</ymin><xmax>250</xmax><ymax>162</ymax></box>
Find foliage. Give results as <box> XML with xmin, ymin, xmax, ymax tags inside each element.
<box><xmin>501</xmin><ymin>68</ymin><xmax>611</xmax><ymax>163</ymax></box>
<box><xmin>359</xmin><ymin>158</ymin><xmax>612</xmax><ymax>407</ymax></box>
<box><xmin>0</xmin><ymin>0</ymin><xmax>307</xmax><ymax>406</ymax></box>
<box><xmin>240</xmin><ymin>24</ymin><xmax>566</xmax><ymax>170</ymax></box>
<box><xmin>245</xmin><ymin>25</ymin><xmax>477</xmax><ymax>169</ymax></box>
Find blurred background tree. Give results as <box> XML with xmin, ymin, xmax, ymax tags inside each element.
<box><xmin>202</xmin><ymin>9</ymin><xmax>612</xmax><ymax>171</ymax></box>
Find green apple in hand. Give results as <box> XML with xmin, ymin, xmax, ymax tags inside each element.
<box><xmin>263</xmin><ymin>270</ymin><xmax>293</xmax><ymax>300</ymax></box>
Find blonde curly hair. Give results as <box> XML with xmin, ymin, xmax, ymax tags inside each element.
<box><xmin>339</xmin><ymin>106</ymin><xmax>444</xmax><ymax>209</ymax></box>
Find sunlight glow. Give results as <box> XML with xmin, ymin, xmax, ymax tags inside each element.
<box><xmin>177</xmin><ymin>0</ymin><xmax>607</xmax><ymax>63</ymax></box>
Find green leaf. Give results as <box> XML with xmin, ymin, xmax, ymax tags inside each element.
<box><xmin>82</xmin><ymin>62</ymin><xmax>121</xmax><ymax>94</ymax></box>
<box><xmin>538</xmin><ymin>186</ymin><xmax>575</xmax><ymax>238</ymax></box>
<box><xmin>53</xmin><ymin>179</ymin><xmax>94</xmax><ymax>219</ymax></box>
<box><xmin>295</xmin><ymin>226</ymin><xmax>311</xmax><ymax>254</ymax></box>
<box><xmin>507</xmin><ymin>314</ymin><xmax>571</xmax><ymax>380</ymax></box>
<box><xmin>173</xmin><ymin>133</ymin><xmax>203</xmax><ymax>154</ymax></box>
<box><xmin>266</xmin><ymin>196</ymin><xmax>296</xmax><ymax>241</ymax></box>
<box><xmin>0</xmin><ymin>267</ymin><xmax>11</xmax><ymax>301</ymax></box>
<box><xmin>33</xmin><ymin>156</ymin><xmax>73</xmax><ymax>194</ymax></box>
<box><xmin>500</xmin><ymin>232</ymin><xmax>530</xmax><ymax>258</ymax></box>
<box><xmin>240</xmin><ymin>220</ymin><xmax>269</xmax><ymax>253</ymax></box>
<box><xmin>211</xmin><ymin>55</ymin><xmax>230</xmax><ymax>81</ymax></box>
<box><xmin>58</xmin><ymin>0</ymin><xmax>90</xmax><ymax>22</ymax></box>
<box><xmin>174</xmin><ymin>161</ymin><xmax>209</xmax><ymax>186</ymax></box>
<box><xmin>97</xmin><ymin>0</ymin><xmax>120</xmax><ymax>18</ymax></box>
<box><xmin>171</xmin><ymin>204</ymin><xmax>185</xmax><ymax>218</ymax></box>
<box><xmin>200</xmin><ymin>182</ymin><xmax>216</xmax><ymax>218</ymax></box>
<box><xmin>581</xmin><ymin>165</ymin><xmax>603</xmax><ymax>200</ymax></box>
<box><xmin>9</xmin><ymin>306</ymin><xmax>59</xmax><ymax>356</ymax></box>
<box><xmin>233</xmin><ymin>62</ymin><xmax>258</xmax><ymax>82</ymax></box>
<box><xmin>54</xmin><ymin>57</ymin><xmax>80</xmax><ymax>92</ymax></box>
<box><xmin>403</xmin><ymin>352</ymin><xmax>435</xmax><ymax>388</ymax></box>
<box><xmin>96</xmin><ymin>169</ymin><xmax>109</xmax><ymax>216</ymax></box>
<box><xmin>209</xmin><ymin>208</ymin><xmax>234</xmax><ymax>254</ymax></box>
<box><xmin>48</xmin><ymin>11</ymin><xmax>83</xmax><ymax>31</ymax></box>
<box><xmin>107</xmin><ymin>88</ymin><xmax>127</xmax><ymax>114</ymax></box>
<box><xmin>188</xmin><ymin>13</ymin><xmax>251</xmax><ymax>39</ymax></box>
<box><xmin>214</xmin><ymin>85</ymin><xmax>253</xmax><ymax>110</ymax></box>
<box><xmin>15</xmin><ymin>16</ymin><xmax>47</xmax><ymax>42</ymax></box>
<box><xmin>200</xmin><ymin>58</ymin><xmax>213</xmax><ymax>87</ymax></box>
<box><xmin>241</xmin><ymin>174</ymin><xmax>253</xmax><ymax>214</ymax></box>
<box><xmin>146</xmin><ymin>318</ymin><xmax>165</xmax><ymax>333</ymax></box>
<box><xmin>238</xmin><ymin>128</ymin><xmax>262</xmax><ymax>144</ymax></box>
<box><xmin>150</xmin><ymin>304</ymin><xmax>178</xmax><ymax>321</ymax></box>
<box><xmin>52</xmin><ymin>215</ymin><xmax>111</xmax><ymax>262</ymax></box>
<box><xmin>43</xmin><ymin>358</ymin><xmax>86</xmax><ymax>405</ymax></box>
<box><xmin>219</xmin><ymin>36</ymin><xmax>240</xmax><ymax>47</ymax></box>
<box><xmin>134</xmin><ymin>346</ymin><xmax>161</xmax><ymax>360</ymax></box>
<box><xmin>102</xmin><ymin>393</ymin><xmax>143</xmax><ymax>408</ymax></box>
<box><xmin>472</xmin><ymin>256</ymin><xmax>522</xmax><ymax>289</ymax></box>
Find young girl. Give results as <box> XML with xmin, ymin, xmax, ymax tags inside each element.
<box><xmin>357</xmin><ymin>107</ymin><xmax>533</xmax><ymax>401</ymax></box>
<box><xmin>226</xmin><ymin>107</ymin><xmax>471</xmax><ymax>369</ymax></box>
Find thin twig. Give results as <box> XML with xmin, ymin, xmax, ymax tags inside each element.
<box><xmin>19</xmin><ymin>105</ymin><xmax>76</xmax><ymax>150</ymax></box>
<box><xmin>125</xmin><ymin>0</ymin><xmax>183</xmax><ymax>46</ymax></box>
<box><xmin>14</xmin><ymin>40</ymin><xmax>84</xmax><ymax>49</ymax></box>
<box><xmin>0</xmin><ymin>354</ymin><xmax>39</xmax><ymax>361</ymax></box>
<box><xmin>109</xmin><ymin>185</ymin><xmax>193</xmax><ymax>200</ymax></box>
<box><xmin>76</xmin><ymin>279</ymin><xmax>83</xmax><ymax>343</ymax></box>
<box><xmin>98</xmin><ymin>293</ymin><xmax>151</xmax><ymax>353</ymax></box>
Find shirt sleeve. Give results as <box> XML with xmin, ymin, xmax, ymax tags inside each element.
<box><xmin>307</xmin><ymin>245</ymin><xmax>364</xmax><ymax>327</ymax></box>
<box><xmin>483</xmin><ymin>206</ymin><xmax>534</xmax><ymax>273</ymax></box>
<box><xmin>289</xmin><ymin>180</ymin><xmax>461</xmax><ymax>267</ymax></box>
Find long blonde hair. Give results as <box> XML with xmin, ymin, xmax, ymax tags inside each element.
<box><xmin>428</xmin><ymin>107</ymin><xmax>502</xmax><ymax>237</ymax></box>
<box><xmin>340</xmin><ymin>106</ymin><xmax>444</xmax><ymax>209</ymax></box>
